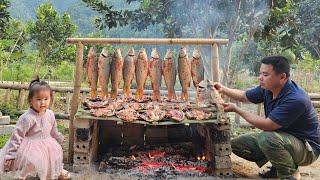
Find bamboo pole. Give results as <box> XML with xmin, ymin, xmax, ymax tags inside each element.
<box><xmin>51</xmin><ymin>91</ymin><xmax>55</xmax><ymax>111</ymax></box>
<box><xmin>69</xmin><ymin>42</ymin><xmax>84</xmax><ymax>163</ymax></box>
<box><xmin>66</xmin><ymin>38</ymin><xmax>229</xmax><ymax>45</ymax></box>
<box><xmin>211</xmin><ymin>43</ymin><xmax>220</xmax><ymax>82</ymax></box>
<box><xmin>0</xmin><ymin>83</ymin><xmax>198</xmax><ymax>97</ymax></box>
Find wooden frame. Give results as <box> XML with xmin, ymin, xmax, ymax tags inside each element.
<box><xmin>66</xmin><ymin>37</ymin><xmax>229</xmax><ymax>163</ymax></box>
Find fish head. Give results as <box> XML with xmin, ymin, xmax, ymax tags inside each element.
<box><xmin>113</xmin><ymin>48</ymin><xmax>122</xmax><ymax>59</ymax></box>
<box><xmin>179</xmin><ymin>47</ymin><xmax>187</xmax><ymax>58</ymax></box>
<box><xmin>164</xmin><ymin>49</ymin><xmax>173</xmax><ymax>60</ymax></box>
<box><xmin>128</xmin><ymin>48</ymin><xmax>135</xmax><ymax>56</ymax></box>
<box><xmin>88</xmin><ymin>47</ymin><xmax>95</xmax><ymax>58</ymax></box>
<box><xmin>100</xmin><ymin>47</ymin><xmax>108</xmax><ymax>57</ymax></box>
<box><xmin>138</xmin><ymin>48</ymin><xmax>148</xmax><ymax>60</ymax></box>
<box><xmin>192</xmin><ymin>48</ymin><xmax>201</xmax><ymax>59</ymax></box>
<box><xmin>151</xmin><ymin>48</ymin><xmax>160</xmax><ymax>59</ymax></box>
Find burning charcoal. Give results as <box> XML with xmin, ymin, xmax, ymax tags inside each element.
<box><xmin>166</xmin><ymin>109</ymin><xmax>185</xmax><ymax>122</ymax></box>
<box><xmin>116</xmin><ymin>108</ymin><xmax>139</xmax><ymax>122</ymax></box>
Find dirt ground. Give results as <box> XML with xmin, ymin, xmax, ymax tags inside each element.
<box><xmin>2</xmin><ymin>116</ymin><xmax>320</xmax><ymax>179</ymax></box>
<box><xmin>2</xmin><ymin>153</ymin><xmax>319</xmax><ymax>179</ymax></box>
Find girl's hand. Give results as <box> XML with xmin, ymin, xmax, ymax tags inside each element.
<box><xmin>4</xmin><ymin>159</ymin><xmax>13</xmax><ymax>172</ymax></box>
<box><xmin>222</xmin><ymin>103</ymin><xmax>238</xmax><ymax>112</ymax></box>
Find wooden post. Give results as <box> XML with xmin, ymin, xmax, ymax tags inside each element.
<box><xmin>3</xmin><ymin>89</ymin><xmax>11</xmax><ymax>103</ymax></box>
<box><xmin>257</xmin><ymin>103</ymin><xmax>263</xmax><ymax>116</ymax></box>
<box><xmin>17</xmin><ymin>89</ymin><xmax>26</xmax><ymax>109</ymax></box>
<box><xmin>51</xmin><ymin>91</ymin><xmax>55</xmax><ymax>111</ymax></box>
<box><xmin>66</xmin><ymin>92</ymin><xmax>71</xmax><ymax>114</ymax></box>
<box><xmin>69</xmin><ymin>42</ymin><xmax>84</xmax><ymax>163</ymax></box>
<box><xmin>211</xmin><ymin>43</ymin><xmax>220</xmax><ymax>82</ymax></box>
<box><xmin>235</xmin><ymin>102</ymin><xmax>241</xmax><ymax>125</ymax></box>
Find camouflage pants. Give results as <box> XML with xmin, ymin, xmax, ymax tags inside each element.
<box><xmin>231</xmin><ymin>131</ymin><xmax>319</xmax><ymax>178</ymax></box>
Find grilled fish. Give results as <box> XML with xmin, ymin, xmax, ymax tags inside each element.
<box><xmin>191</xmin><ymin>48</ymin><xmax>204</xmax><ymax>88</ymax></box>
<box><xmin>135</xmin><ymin>48</ymin><xmax>149</xmax><ymax>100</ymax></box>
<box><xmin>86</xmin><ymin>47</ymin><xmax>98</xmax><ymax>98</ymax></box>
<box><xmin>178</xmin><ymin>47</ymin><xmax>191</xmax><ymax>101</ymax></box>
<box><xmin>98</xmin><ymin>47</ymin><xmax>111</xmax><ymax>99</ymax></box>
<box><xmin>162</xmin><ymin>49</ymin><xmax>177</xmax><ymax>101</ymax></box>
<box><xmin>123</xmin><ymin>48</ymin><xmax>136</xmax><ymax>97</ymax></box>
<box><xmin>148</xmin><ymin>48</ymin><xmax>162</xmax><ymax>101</ymax></box>
<box><xmin>110</xmin><ymin>48</ymin><xmax>123</xmax><ymax>99</ymax></box>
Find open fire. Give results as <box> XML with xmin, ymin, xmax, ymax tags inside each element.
<box><xmin>98</xmin><ymin>143</ymin><xmax>210</xmax><ymax>179</ymax></box>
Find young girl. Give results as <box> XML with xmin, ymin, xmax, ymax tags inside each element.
<box><xmin>0</xmin><ymin>78</ymin><xmax>70</xmax><ymax>179</ymax></box>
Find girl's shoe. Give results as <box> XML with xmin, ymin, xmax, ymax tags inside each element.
<box><xmin>58</xmin><ymin>169</ymin><xmax>71</xmax><ymax>180</ymax></box>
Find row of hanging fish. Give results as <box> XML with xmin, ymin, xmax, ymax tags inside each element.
<box><xmin>86</xmin><ymin>47</ymin><xmax>204</xmax><ymax>101</ymax></box>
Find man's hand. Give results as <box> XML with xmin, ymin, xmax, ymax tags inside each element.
<box><xmin>4</xmin><ymin>159</ymin><xmax>13</xmax><ymax>172</ymax></box>
<box><xmin>212</xmin><ymin>82</ymin><xmax>225</xmax><ymax>93</ymax></box>
<box><xmin>222</xmin><ymin>103</ymin><xmax>238</xmax><ymax>112</ymax></box>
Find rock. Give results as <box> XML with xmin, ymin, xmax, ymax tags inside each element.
<box><xmin>0</xmin><ymin>116</ymin><xmax>10</xmax><ymax>125</ymax></box>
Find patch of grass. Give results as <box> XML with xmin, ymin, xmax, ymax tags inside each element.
<box><xmin>231</xmin><ymin>126</ymin><xmax>261</xmax><ymax>138</ymax></box>
<box><xmin>0</xmin><ymin>135</ymin><xmax>10</xmax><ymax>148</ymax></box>
<box><xmin>57</xmin><ymin>122</ymin><xmax>68</xmax><ymax>135</ymax></box>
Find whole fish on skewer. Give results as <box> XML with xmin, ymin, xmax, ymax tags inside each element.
<box><xmin>86</xmin><ymin>47</ymin><xmax>98</xmax><ymax>99</ymax></box>
<box><xmin>123</xmin><ymin>48</ymin><xmax>136</xmax><ymax>97</ymax></box>
<box><xmin>135</xmin><ymin>48</ymin><xmax>149</xmax><ymax>100</ymax></box>
<box><xmin>191</xmin><ymin>48</ymin><xmax>204</xmax><ymax>88</ymax></box>
<box><xmin>110</xmin><ymin>48</ymin><xmax>123</xmax><ymax>99</ymax></box>
<box><xmin>162</xmin><ymin>49</ymin><xmax>177</xmax><ymax>101</ymax></box>
<box><xmin>178</xmin><ymin>47</ymin><xmax>191</xmax><ymax>101</ymax></box>
<box><xmin>98</xmin><ymin>47</ymin><xmax>111</xmax><ymax>99</ymax></box>
<box><xmin>148</xmin><ymin>48</ymin><xmax>162</xmax><ymax>101</ymax></box>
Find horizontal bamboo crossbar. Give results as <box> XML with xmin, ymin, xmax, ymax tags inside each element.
<box><xmin>0</xmin><ymin>82</ymin><xmax>197</xmax><ymax>96</ymax></box>
<box><xmin>66</xmin><ymin>38</ymin><xmax>229</xmax><ymax>45</ymax></box>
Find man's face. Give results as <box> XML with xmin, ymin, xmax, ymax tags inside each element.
<box><xmin>259</xmin><ymin>64</ymin><xmax>285</xmax><ymax>90</ymax></box>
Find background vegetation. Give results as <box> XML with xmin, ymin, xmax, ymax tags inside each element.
<box><xmin>0</xmin><ymin>0</ymin><xmax>319</xmax><ymax>90</ymax></box>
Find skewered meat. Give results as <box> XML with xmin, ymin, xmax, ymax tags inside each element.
<box><xmin>116</xmin><ymin>108</ymin><xmax>139</xmax><ymax>122</ymax></box>
<box><xmin>166</xmin><ymin>109</ymin><xmax>185</xmax><ymax>122</ymax></box>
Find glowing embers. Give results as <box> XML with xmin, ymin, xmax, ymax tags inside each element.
<box><xmin>99</xmin><ymin>144</ymin><xmax>208</xmax><ymax>178</ymax></box>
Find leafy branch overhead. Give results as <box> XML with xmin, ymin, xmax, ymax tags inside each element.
<box><xmin>0</xmin><ymin>0</ymin><xmax>11</xmax><ymax>37</ymax></box>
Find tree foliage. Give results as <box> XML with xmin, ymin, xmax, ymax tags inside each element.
<box><xmin>27</xmin><ymin>2</ymin><xmax>77</xmax><ymax>69</ymax></box>
<box><xmin>0</xmin><ymin>0</ymin><xmax>10</xmax><ymax>37</ymax></box>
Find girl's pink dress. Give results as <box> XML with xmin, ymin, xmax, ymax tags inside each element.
<box><xmin>0</xmin><ymin>108</ymin><xmax>64</xmax><ymax>179</ymax></box>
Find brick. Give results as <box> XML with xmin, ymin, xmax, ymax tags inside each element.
<box><xmin>0</xmin><ymin>116</ymin><xmax>10</xmax><ymax>125</ymax></box>
<box><xmin>214</xmin><ymin>155</ymin><xmax>232</xmax><ymax>169</ymax></box>
<box><xmin>214</xmin><ymin>143</ymin><xmax>232</xmax><ymax>156</ymax></box>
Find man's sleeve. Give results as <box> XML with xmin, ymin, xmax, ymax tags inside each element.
<box><xmin>245</xmin><ymin>86</ymin><xmax>264</xmax><ymax>104</ymax></box>
<box><xmin>268</xmin><ymin>98</ymin><xmax>306</xmax><ymax>128</ymax></box>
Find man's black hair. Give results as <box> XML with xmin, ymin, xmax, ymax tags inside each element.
<box><xmin>261</xmin><ymin>56</ymin><xmax>290</xmax><ymax>78</ymax></box>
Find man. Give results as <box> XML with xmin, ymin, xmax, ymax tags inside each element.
<box><xmin>214</xmin><ymin>56</ymin><xmax>320</xmax><ymax>179</ymax></box>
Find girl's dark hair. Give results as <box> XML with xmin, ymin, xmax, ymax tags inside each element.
<box><xmin>28</xmin><ymin>76</ymin><xmax>53</xmax><ymax>105</ymax></box>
